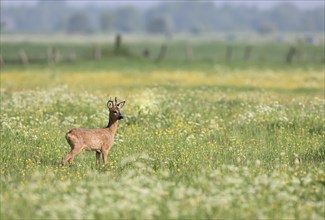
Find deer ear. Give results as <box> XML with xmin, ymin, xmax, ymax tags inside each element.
<box><xmin>117</xmin><ymin>101</ymin><xmax>125</xmax><ymax>109</ymax></box>
<box><xmin>107</xmin><ymin>100</ymin><xmax>114</xmax><ymax>109</ymax></box>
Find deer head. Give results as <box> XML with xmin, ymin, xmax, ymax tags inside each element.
<box><xmin>107</xmin><ymin>97</ymin><xmax>125</xmax><ymax>121</ymax></box>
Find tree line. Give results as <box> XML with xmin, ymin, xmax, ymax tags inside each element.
<box><xmin>1</xmin><ymin>1</ymin><xmax>324</xmax><ymax>34</ymax></box>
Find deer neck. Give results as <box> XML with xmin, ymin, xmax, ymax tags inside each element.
<box><xmin>106</xmin><ymin>117</ymin><xmax>118</xmax><ymax>136</ymax></box>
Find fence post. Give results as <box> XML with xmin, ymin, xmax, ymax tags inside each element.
<box><xmin>243</xmin><ymin>46</ymin><xmax>252</xmax><ymax>61</ymax></box>
<box><xmin>68</xmin><ymin>50</ymin><xmax>76</xmax><ymax>62</ymax></box>
<box><xmin>0</xmin><ymin>55</ymin><xmax>4</xmax><ymax>68</ymax></box>
<box><xmin>53</xmin><ymin>48</ymin><xmax>60</xmax><ymax>63</ymax></box>
<box><xmin>94</xmin><ymin>46</ymin><xmax>102</xmax><ymax>60</ymax></box>
<box><xmin>156</xmin><ymin>44</ymin><xmax>168</xmax><ymax>62</ymax></box>
<box><xmin>114</xmin><ymin>34</ymin><xmax>122</xmax><ymax>54</ymax></box>
<box><xmin>143</xmin><ymin>49</ymin><xmax>150</xmax><ymax>59</ymax></box>
<box><xmin>48</xmin><ymin>47</ymin><xmax>54</xmax><ymax>64</ymax></box>
<box><xmin>19</xmin><ymin>49</ymin><xmax>29</xmax><ymax>65</ymax></box>
<box><xmin>226</xmin><ymin>45</ymin><xmax>232</xmax><ymax>62</ymax></box>
<box><xmin>286</xmin><ymin>46</ymin><xmax>296</xmax><ymax>64</ymax></box>
<box><xmin>185</xmin><ymin>45</ymin><xmax>193</xmax><ymax>61</ymax></box>
<box><xmin>48</xmin><ymin>47</ymin><xmax>60</xmax><ymax>64</ymax></box>
<box><xmin>299</xmin><ymin>49</ymin><xmax>305</xmax><ymax>63</ymax></box>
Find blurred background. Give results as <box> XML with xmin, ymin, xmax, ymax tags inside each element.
<box><xmin>1</xmin><ymin>0</ymin><xmax>324</xmax><ymax>35</ymax></box>
<box><xmin>0</xmin><ymin>0</ymin><xmax>324</xmax><ymax>67</ymax></box>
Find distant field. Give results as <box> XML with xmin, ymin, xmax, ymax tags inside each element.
<box><xmin>1</xmin><ymin>33</ymin><xmax>324</xmax><ymax>44</ymax></box>
<box><xmin>1</xmin><ymin>34</ymin><xmax>324</xmax><ymax>70</ymax></box>
<box><xmin>0</xmin><ymin>39</ymin><xmax>324</xmax><ymax>219</ymax></box>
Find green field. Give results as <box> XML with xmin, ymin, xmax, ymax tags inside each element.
<box><xmin>0</xmin><ymin>39</ymin><xmax>324</xmax><ymax>219</ymax></box>
<box><xmin>1</xmin><ymin>35</ymin><xmax>324</xmax><ymax>69</ymax></box>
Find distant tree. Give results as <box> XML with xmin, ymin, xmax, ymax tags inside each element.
<box><xmin>38</xmin><ymin>0</ymin><xmax>67</xmax><ymax>30</ymax></box>
<box><xmin>113</xmin><ymin>6</ymin><xmax>142</xmax><ymax>32</ymax></box>
<box><xmin>256</xmin><ymin>21</ymin><xmax>277</xmax><ymax>34</ymax></box>
<box><xmin>38</xmin><ymin>0</ymin><xmax>67</xmax><ymax>7</ymax></box>
<box><xmin>1</xmin><ymin>1</ymin><xmax>324</xmax><ymax>34</ymax></box>
<box><xmin>100</xmin><ymin>12</ymin><xmax>113</xmax><ymax>32</ymax></box>
<box><xmin>146</xmin><ymin>2</ymin><xmax>218</xmax><ymax>32</ymax></box>
<box><xmin>309</xmin><ymin>8</ymin><xmax>325</xmax><ymax>32</ymax></box>
<box><xmin>268</xmin><ymin>3</ymin><xmax>301</xmax><ymax>31</ymax></box>
<box><xmin>146</xmin><ymin>16</ymin><xmax>171</xmax><ymax>34</ymax></box>
<box><xmin>0</xmin><ymin>21</ymin><xmax>5</xmax><ymax>32</ymax></box>
<box><xmin>66</xmin><ymin>13</ymin><xmax>93</xmax><ymax>34</ymax></box>
<box><xmin>189</xmin><ymin>24</ymin><xmax>210</xmax><ymax>34</ymax></box>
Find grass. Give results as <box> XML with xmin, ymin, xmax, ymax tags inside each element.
<box><xmin>0</xmin><ymin>40</ymin><xmax>325</xmax><ymax>219</ymax></box>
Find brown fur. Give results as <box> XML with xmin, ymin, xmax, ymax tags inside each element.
<box><xmin>61</xmin><ymin>98</ymin><xmax>125</xmax><ymax>166</ymax></box>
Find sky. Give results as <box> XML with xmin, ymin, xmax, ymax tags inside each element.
<box><xmin>1</xmin><ymin>0</ymin><xmax>324</xmax><ymax>10</ymax></box>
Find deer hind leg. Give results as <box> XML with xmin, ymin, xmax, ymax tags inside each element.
<box><xmin>96</xmin><ymin>151</ymin><xmax>101</xmax><ymax>166</ymax></box>
<box><xmin>62</xmin><ymin>132</ymin><xmax>83</xmax><ymax>166</ymax></box>
<box><xmin>62</xmin><ymin>147</ymin><xmax>83</xmax><ymax>166</ymax></box>
<box><xmin>62</xmin><ymin>150</ymin><xmax>73</xmax><ymax>166</ymax></box>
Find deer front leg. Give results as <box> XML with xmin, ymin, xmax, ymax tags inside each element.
<box><xmin>96</xmin><ymin>151</ymin><xmax>101</xmax><ymax>166</ymax></box>
<box><xmin>102</xmin><ymin>150</ymin><xmax>109</xmax><ymax>166</ymax></box>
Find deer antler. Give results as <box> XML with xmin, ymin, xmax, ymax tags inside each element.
<box><xmin>115</xmin><ymin>97</ymin><xmax>118</xmax><ymax>105</ymax></box>
<box><xmin>107</xmin><ymin>97</ymin><xmax>113</xmax><ymax>109</ymax></box>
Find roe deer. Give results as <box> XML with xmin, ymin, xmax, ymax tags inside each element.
<box><xmin>61</xmin><ymin>97</ymin><xmax>125</xmax><ymax>166</ymax></box>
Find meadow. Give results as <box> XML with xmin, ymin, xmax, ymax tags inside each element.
<box><xmin>0</xmin><ymin>39</ymin><xmax>324</xmax><ymax>219</ymax></box>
